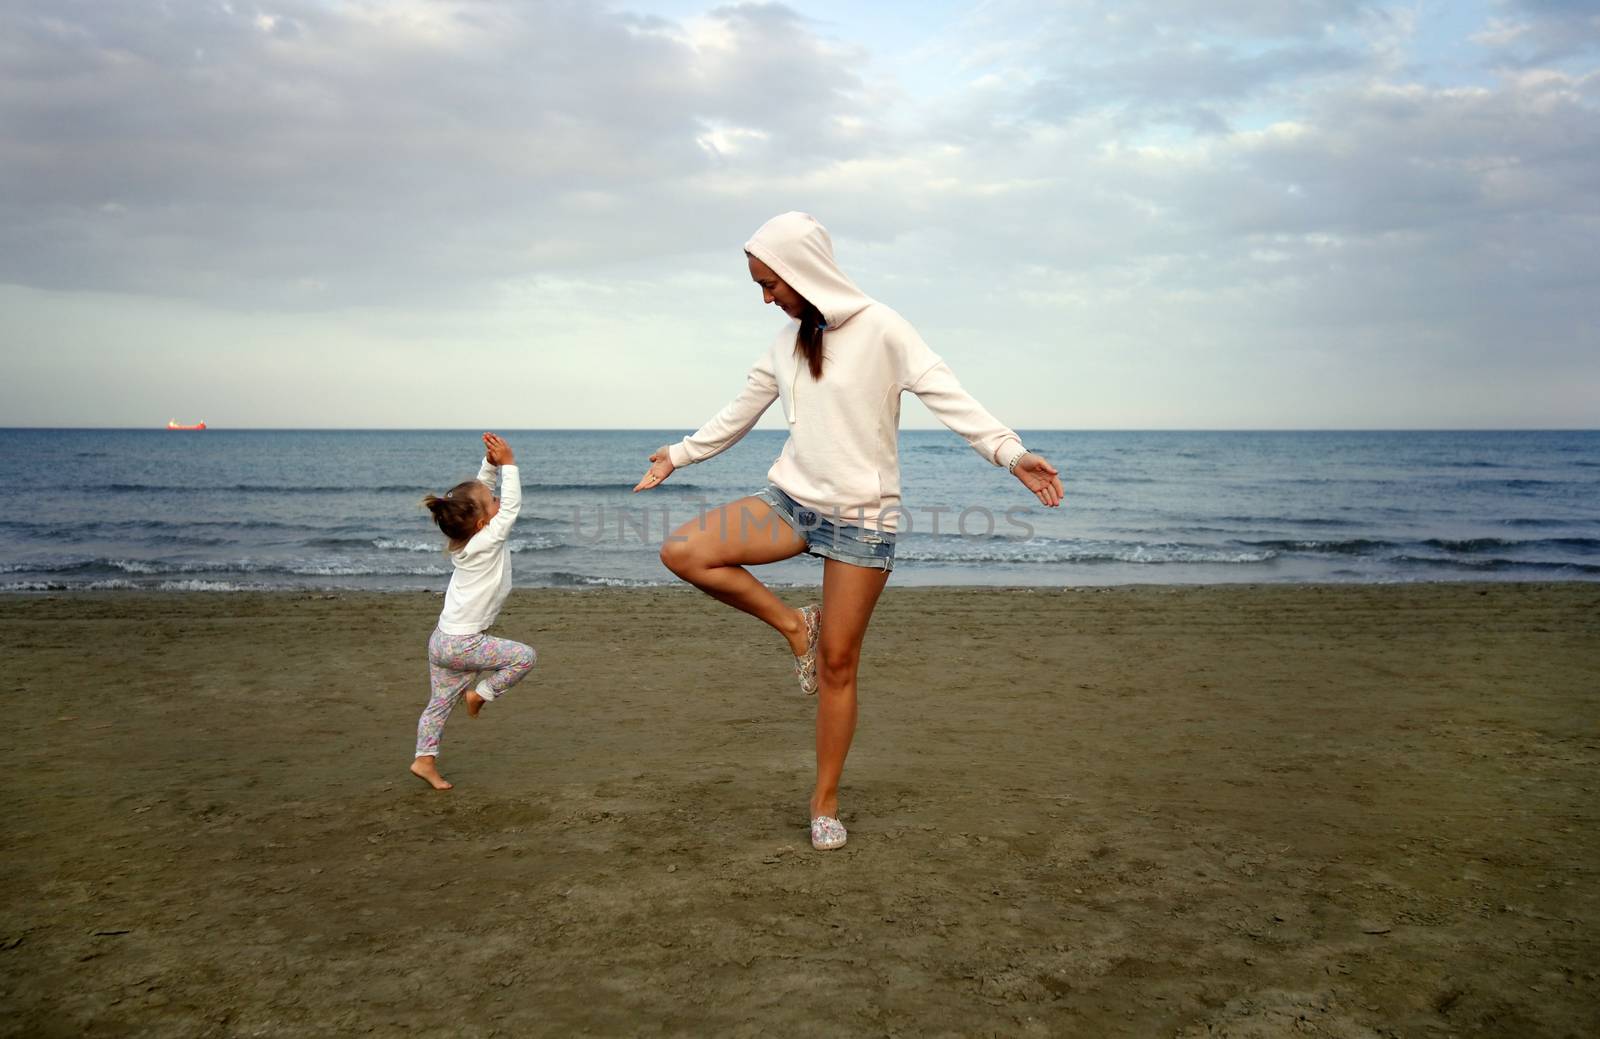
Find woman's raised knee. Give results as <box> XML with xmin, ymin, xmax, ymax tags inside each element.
<box><xmin>659</xmin><ymin>538</ymin><xmax>688</xmax><ymax>575</ymax></box>
<box><xmin>659</xmin><ymin>537</ymin><xmax>710</xmax><ymax>578</ymax></box>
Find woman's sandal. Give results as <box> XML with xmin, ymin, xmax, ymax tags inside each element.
<box><xmin>793</xmin><ymin>603</ymin><xmax>821</xmax><ymax>695</ymax></box>
<box><xmin>810</xmin><ymin>815</ymin><xmax>847</xmax><ymax>851</ymax></box>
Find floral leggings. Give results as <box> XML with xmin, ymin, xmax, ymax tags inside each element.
<box><xmin>416</xmin><ymin>628</ymin><xmax>537</xmax><ymax>758</ymax></box>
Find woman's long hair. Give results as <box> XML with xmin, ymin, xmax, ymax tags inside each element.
<box><xmin>796</xmin><ymin>299</ymin><xmax>826</xmax><ymax>380</ymax></box>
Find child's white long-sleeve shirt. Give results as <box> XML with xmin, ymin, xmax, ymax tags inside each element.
<box><xmin>436</xmin><ymin>461</ymin><xmax>521</xmax><ymax>636</ymax></box>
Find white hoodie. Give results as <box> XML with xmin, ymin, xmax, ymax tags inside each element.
<box><xmin>667</xmin><ymin>212</ymin><xmax>1026</xmax><ymax>532</ymax></box>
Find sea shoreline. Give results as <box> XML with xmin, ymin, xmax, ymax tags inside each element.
<box><xmin>5</xmin><ymin>575</ymin><xmax>1600</xmax><ymax>599</ymax></box>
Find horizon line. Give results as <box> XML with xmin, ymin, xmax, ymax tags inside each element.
<box><xmin>1</xmin><ymin>426</ymin><xmax>1596</xmax><ymax>434</ymax></box>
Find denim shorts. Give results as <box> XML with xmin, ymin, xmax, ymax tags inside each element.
<box><xmin>754</xmin><ymin>485</ymin><xmax>897</xmax><ymax>572</ymax></box>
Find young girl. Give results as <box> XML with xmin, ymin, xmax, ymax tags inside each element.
<box><xmin>411</xmin><ymin>431</ymin><xmax>537</xmax><ymax>791</ymax></box>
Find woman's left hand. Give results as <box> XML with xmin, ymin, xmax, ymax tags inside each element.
<box><xmin>1013</xmin><ymin>453</ymin><xmax>1064</xmax><ymax>507</ymax></box>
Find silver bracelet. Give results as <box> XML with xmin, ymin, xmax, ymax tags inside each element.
<box><xmin>1007</xmin><ymin>448</ymin><xmax>1028</xmax><ymax>473</ymax></box>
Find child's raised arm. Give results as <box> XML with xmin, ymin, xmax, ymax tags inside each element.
<box><xmin>474</xmin><ymin>432</ymin><xmax>514</xmax><ymax>489</ymax></box>
<box><xmin>473</xmin><ymin>455</ymin><xmax>498</xmax><ymax>490</ymax></box>
<box><xmin>467</xmin><ymin>432</ymin><xmax>521</xmax><ymax>550</ymax></box>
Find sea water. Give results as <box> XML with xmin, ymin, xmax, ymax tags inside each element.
<box><xmin>1</xmin><ymin>428</ymin><xmax>1596</xmax><ymax>591</ymax></box>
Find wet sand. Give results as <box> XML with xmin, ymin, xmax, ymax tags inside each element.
<box><xmin>2</xmin><ymin>584</ymin><xmax>1598</xmax><ymax>1037</ymax></box>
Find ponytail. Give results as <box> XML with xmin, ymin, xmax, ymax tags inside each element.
<box><xmin>422</xmin><ymin>480</ymin><xmax>487</xmax><ymax>548</ymax></box>
<box><xmin>795</xmin><ymin>299</ymin><xmax>825</xmax><ymax>380</ymax></box>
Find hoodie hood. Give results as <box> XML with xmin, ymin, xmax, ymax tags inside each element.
<box><xmin>745</xmin><ymin>212</ymin><xmax>874</xmax><ymax>330</ymax></box>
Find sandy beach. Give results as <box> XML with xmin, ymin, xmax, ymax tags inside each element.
<box><xmin>2</xmin><ymin>583</ymin><xmax>1597</xmax><ymax>1037</ymax></box>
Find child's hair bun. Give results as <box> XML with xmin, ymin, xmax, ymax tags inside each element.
<box><xmin>424</xmin><ymin>481</ymin><xmax>487</xmax><ymax>546</ymax></box>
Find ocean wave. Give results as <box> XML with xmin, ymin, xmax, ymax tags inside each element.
<box><xmin>305</xmin><ymin>535</ymin><xmax>561</xmax><ymax>553</ymax></box>
<box><xmin>1461</xmin><ymin>478</ymin><xmax>1567</xmax><ymax>491</ymax></box>
<box><xmin>97</xmin><ymin>482</ymin><xmax>422</xmax><ymax>494</ymax></box>
<box><xmin>1215</xmin><ymin>515</ymin><xmax>1363</xmax><ymax>528</ymax></box>
<box><xmin>0</xmin><ymin>517</ymin><xmax>329</xmax><ymax>535</ymax></box>
<box><xmin>156</xmin><ymin>579</ymin><xmax>272</xmax><ymax>591</ymax></box>
<box><xmin>277</xmin><ymin>562</ymin><xmax>449</xmax><ymax>577</ymax></box>
<box><xmin>1390</xmin><ymin>555</ymin><xmax>1600</xmax><ymax>574</ymax></box>
<box><xmin>0</xmin><ymin>578</ymin><xmax>149</xmax><ymax>591</ymax></box>
<box><xmin>110</xmin><ymin>559</ymin><xmax>164</xmax><ymax>574</ymax></box>
<box><xmin>897</xmin><ymin>542</ymin><xmax>1278</xmax><ymax>565</ymax></box>
<box><xmin>145</xmin><ymin>533</ymin><xmax>238</xmax><ymax>547</ymax></box>
<box><xmin>0</xmin><ymin>524</ymin><xmax>239</xmax><ymax>547</ymax></box>
<box><xmin>1237</xmin><ymin>538</ymin><xmax>1396</xmax><ymax>555</ymax></box>
<box><xmin>2</xmin><ymin>578</ymin><xmax>272</xmax><ymax>592</ymax></box>
<box><xmin>1</xmin><ymin>558</ymin><xmax>450</xmax><ymax>578</ymax></box>
<box><xmin>308</xmin><ymin>536</ymin><xmax>414</xmax><ymax>551</ymax></box>
<box><xmin>1277</xmin><ymin>477</ymin><xmax>1401</xmax><ymax>487</ymax></box>
<box><xmin>1421</xmin><ymin>537</ymin><xmax>1514</xmax><ymax>551</ymax></box>
<box><xmin>86</xmin><ymin>480</ymin><xmax>716</xmax><ymax>496</ymax></box>
<box><xmin>1235</xmin><ymin>535</ymin><xmax>1600</xmax><ymax>557</ymax></box>
<box><xmin>530</xmin><ymin>482</ymin><xmax>713</xmax><ymax>496</ymax></box>
<box><xmin>542</xmin><ymin>571</ymin><xmax>670</xmax><ymax>588</ymax></box>
<box><xmin>1500</xmin><ymin>517</ymin><xmax>1579</xmax><ymax>528</ymax></box>
<box><xmin>1422</xmin><ymin>536</ymin><xmax>1600</xmax><ymax>553</ymax></box>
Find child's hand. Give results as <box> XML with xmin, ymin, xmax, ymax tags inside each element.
<box><xmin>483</xmin><ymin>432</ymin><xmax>515</xmax><ymax>466</ymax></box>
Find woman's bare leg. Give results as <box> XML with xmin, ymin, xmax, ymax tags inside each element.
<box><xmin>659</xmin><ymin>497</ymin><xmax>813</xmax><ymax>654</ymax></box>
<box><xmin>811</xmin><ymin>557</ymin><xmax>891</xmax><ymax>821</ymax></box>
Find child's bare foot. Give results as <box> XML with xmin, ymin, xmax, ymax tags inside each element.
<box><xmin>465</xmin><ymin>690</ymin><xmax>487</xmax><ymax>718</ymax></box>
<box><xmin>410</xmin><ymin>757</ymin><xmax>453</xmax><ymax>790</ymax></box>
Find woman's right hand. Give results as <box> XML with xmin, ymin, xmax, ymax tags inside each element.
<box><xmin>632</xmin><ymin>444</ymin><xmax>675</xmax><ymax>492</ymax></box>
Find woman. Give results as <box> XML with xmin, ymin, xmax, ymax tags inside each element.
<box><xmin>634</xmin><ymin>212</ymin><xmax>1063</xmax><ymax>851</ymax></box>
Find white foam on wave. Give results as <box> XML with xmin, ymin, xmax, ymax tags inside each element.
<box><xmin>372</xmin><ymin>538</ymin><xmax>439</xmax><ymax>553</ymax></box>
<box><xmin>157</xmin><ymin>579</ymin><xmax>266</xmax><ymax>591</ymax></box>
<box><xmin>373</xmin><ymin>535</ymin><xmax>557</xmax><ymax>553</ymax></box>
<box><xmin>109</xmin><ymin>559</ymin><xmax>165</xmax><ymax>574</ymax></box>
<box><xmin>286</xmin><ymin>562</ymin><xmax>449</xmax><ymax>577</ymax></box>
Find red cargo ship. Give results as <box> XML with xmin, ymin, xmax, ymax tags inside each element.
<box><xmin>166</xmin><ymin>419</ymin><xmax>207</xmax><ymax>430</ymax></box>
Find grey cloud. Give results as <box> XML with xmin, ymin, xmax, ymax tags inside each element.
<box><xmin>973</xmin><ymin>0</ymin><xmax>1375</xmax><ymax>46</ymax></box>
<box><xmin>1507</xmin><ymin>0</ymin><xmax>1600</xmax><ymax>16</ymax></box>
<box><xmin>1480</xmin><ymin>0</ymin><xmax>1600</xmax><ymax>65</ymax></box>
<box><xmin>748</xmin><ymin>45</ymin><xmax>1597</xmax><ymax>399</ymax></box>
<box><xmin>936</xmin><ymin>0</ymin><xmax>1380</xmax><ymax>136</ymax></box>
<box><xmin>1024</xmin><ymin>41</ymin><xmax>1364</xmax><ymax>132</ymax></box>
<box><xmin>0</xmin><ymin>0</ymin><xmax>886</xmax><ymax>306</ymax></box>
<box><xmin>1</xmin><ymin>0</ymin><xmax>1595</xmax><ymax>429</ymax></box>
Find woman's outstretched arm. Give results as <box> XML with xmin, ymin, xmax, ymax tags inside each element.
<box><xmin>634</xmin><ymin>351</ymin><xmax>778</xmax><ymax>491</ymax></box>
<box><xmin>894</xmin><ymin>317</ymin><xmax>1064</xmax><ymax>507</ymax></box>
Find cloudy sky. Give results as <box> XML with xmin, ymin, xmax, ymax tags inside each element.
<box><xmin>2</xmin><ymin>0</ymin><xmax>1596</xmax><ymax>429</ymax></box>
